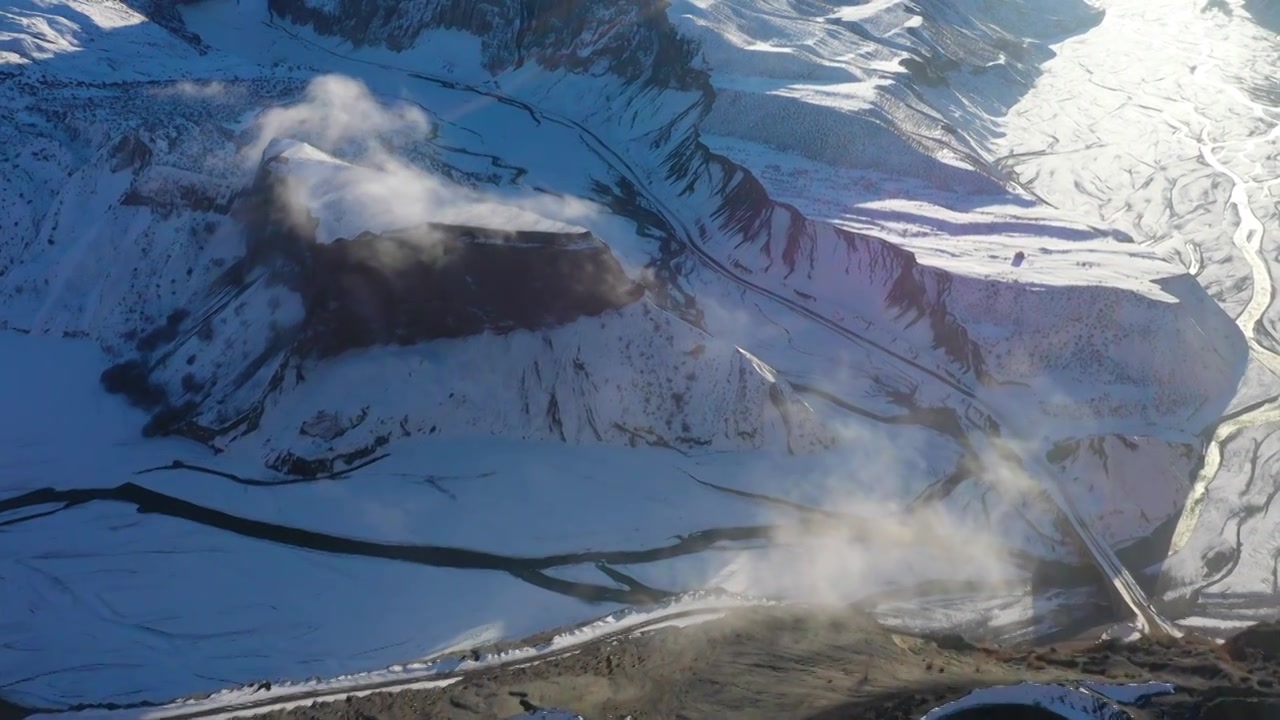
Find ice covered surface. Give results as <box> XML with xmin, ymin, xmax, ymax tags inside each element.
<box><xmin>1</xmin><ymin>0</ymin><xmax>159</xmax><ymax>67</ymax></box>
<box><xmin>1080</xmin><ymin>681</ymin><xmax>1178</xmax><ymax>704</ymax></box>
<box><xmin>655</xmin><ymin>0</ymin><xmax>1245</xmax><ymax>432</ymax></box>
<box><xmin>666</xmin><ymin>0</ymin><xmax>988</xmax><ymax>186</ymax></box>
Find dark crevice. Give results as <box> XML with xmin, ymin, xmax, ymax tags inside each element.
<box><xmin>0</xmin><ymin>477</ymin><xmax>1113</xmax><ymax>609</ymax></box>
<box><xmin>790</xmin><ymin>380</ymin><xmax>972</xmax><ymax>443</ymax></box>
<box><xmin>0</xmin><ymin>483</ymin><xmax>769</xmax><ymax>605</ymax></box>
<box><xmin>133</xmin><ymin>455</ymin><xmax>389</xmax><ymax>486</ymax></box>
<box><xmin>508</xmin><ymin>568</ymin><xmax>672</xmax><ymax>605</ymax></box>
<box><xmin>789</xmin><ymin>380</ymin><xmax>983</xmax><ymax>506</ymax></box>
<box><xmin>594</xmin><ymin>561</ymin><xmax>672</xmax><ymax>597</ymax></box>
<box><xmin>909</xmin><ymin>463</ymin><xmax>976</xmax><ymax>507</ymax></box>
<box><xmin>0</xmin><ymin>501</ymin><xmax>93</xmax><ymax>527</ymax></box>
<box><xmin>685</xmin><ymin>471</ymin><xmax>845</xmax><ymax>520</ymax></box>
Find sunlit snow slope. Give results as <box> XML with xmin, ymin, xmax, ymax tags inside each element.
<box><xmin>983</xmin><ymin>0</ymin><xmax>1280</xmax><ymax>635</ymax></box>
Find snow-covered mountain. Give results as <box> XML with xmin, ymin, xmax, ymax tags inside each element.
<box><xmin>86</xmin><ymin>137</ymin><xmax>831</xmax><ymax>464</ymax></box>
<box><xmin>2</xmin><ymin>0</ymin><xmax>1277</xmax><ymax>711</ymax></box>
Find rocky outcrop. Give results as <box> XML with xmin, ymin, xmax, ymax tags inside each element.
<box><xmin>1225</xmin><ymin>621</ymin><xmax>1280</xmax><ymax>662</ymax></box>
<box><xmin>239</xmin><ymin>299</ymin><xmax>834</xmax><ymax>466</ymax></box>
<box><xmin>268</xmin><ymin>0</ymin><xmax>707</xmax><ymax>92</ymax></box>
<box><xmin>241</xmin><ymin>149</ymin><xmax>646</xmax><ymax>357</ymax></box>
<box><xmin>300</xmin><ymin>224</ymin><xmax>644</xmax><ymax>356</ymax></box>
<box><xmin>653</xmin><ymin>131</ymin><xmax>990</xmax><ymax>380</ymax></box>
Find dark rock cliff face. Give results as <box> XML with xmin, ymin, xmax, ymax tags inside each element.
<box><xmin>102</xmin><ymin>152</ymin><xmax>646</xmax><ymax>441</ymax></box>
<box><xmin>301</xmin><ymin>226</ymin><xmax>645</xmax><ymax>357</ymax></box>
<box><xmin>665</xmin><ymin>136</ymin><xmax>990</xmax><ymax>379</ymax></box>
<box><xmin>242</xmin><ymin>156</ymin><xmax>645</xmax><ymax>357</ymax></box>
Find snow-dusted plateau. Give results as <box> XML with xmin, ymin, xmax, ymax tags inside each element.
<box><xmin>0</xmin><ymin>0</ymin><xmax>1277</xmax><ymax>715</ymax></box>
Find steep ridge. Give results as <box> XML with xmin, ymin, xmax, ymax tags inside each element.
<box><xmin>264</xmin><ymin>0</ymin><xmax>994</xmax><ymax>379</ymax></box>
<box><xmin>264</xmin><ymin>0</ymin><xmax>1244</xmax><ymax>428</ymax></box>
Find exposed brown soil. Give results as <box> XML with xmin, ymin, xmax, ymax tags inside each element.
<box><xmin>253</xmin><ymin>609</ymin><xmax>1280</xmax><ymax>720</ymax></box>
<box><xmin>0</xmin><ymin>699</ymin><xmax>29</xmax><ymax>720</ymax></box>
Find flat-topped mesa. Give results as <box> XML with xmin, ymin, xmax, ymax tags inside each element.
<box><xmin>245</xmin><ymin>139</ymin><xmax>645</xmax><ymax>357</ymax></box>
<box><xmin>98</xmin><ymin>140</ymin><xmax>651</xmax><ymax>442</ymax></box>
<box><xmin>302</xmin><ymin>223</ymin><xmax>645</xmax><ymax>357</ymax></box>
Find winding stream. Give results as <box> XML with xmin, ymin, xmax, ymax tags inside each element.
<box><xmin>994</xmin><ymin>0</ymin><xmax>1280</xmax><ymax>613</ymax></box>
<box><xmin>1171</xmin><ymin>103</ymin><xmax>1280</xmax><ymax>556</ymax></box>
